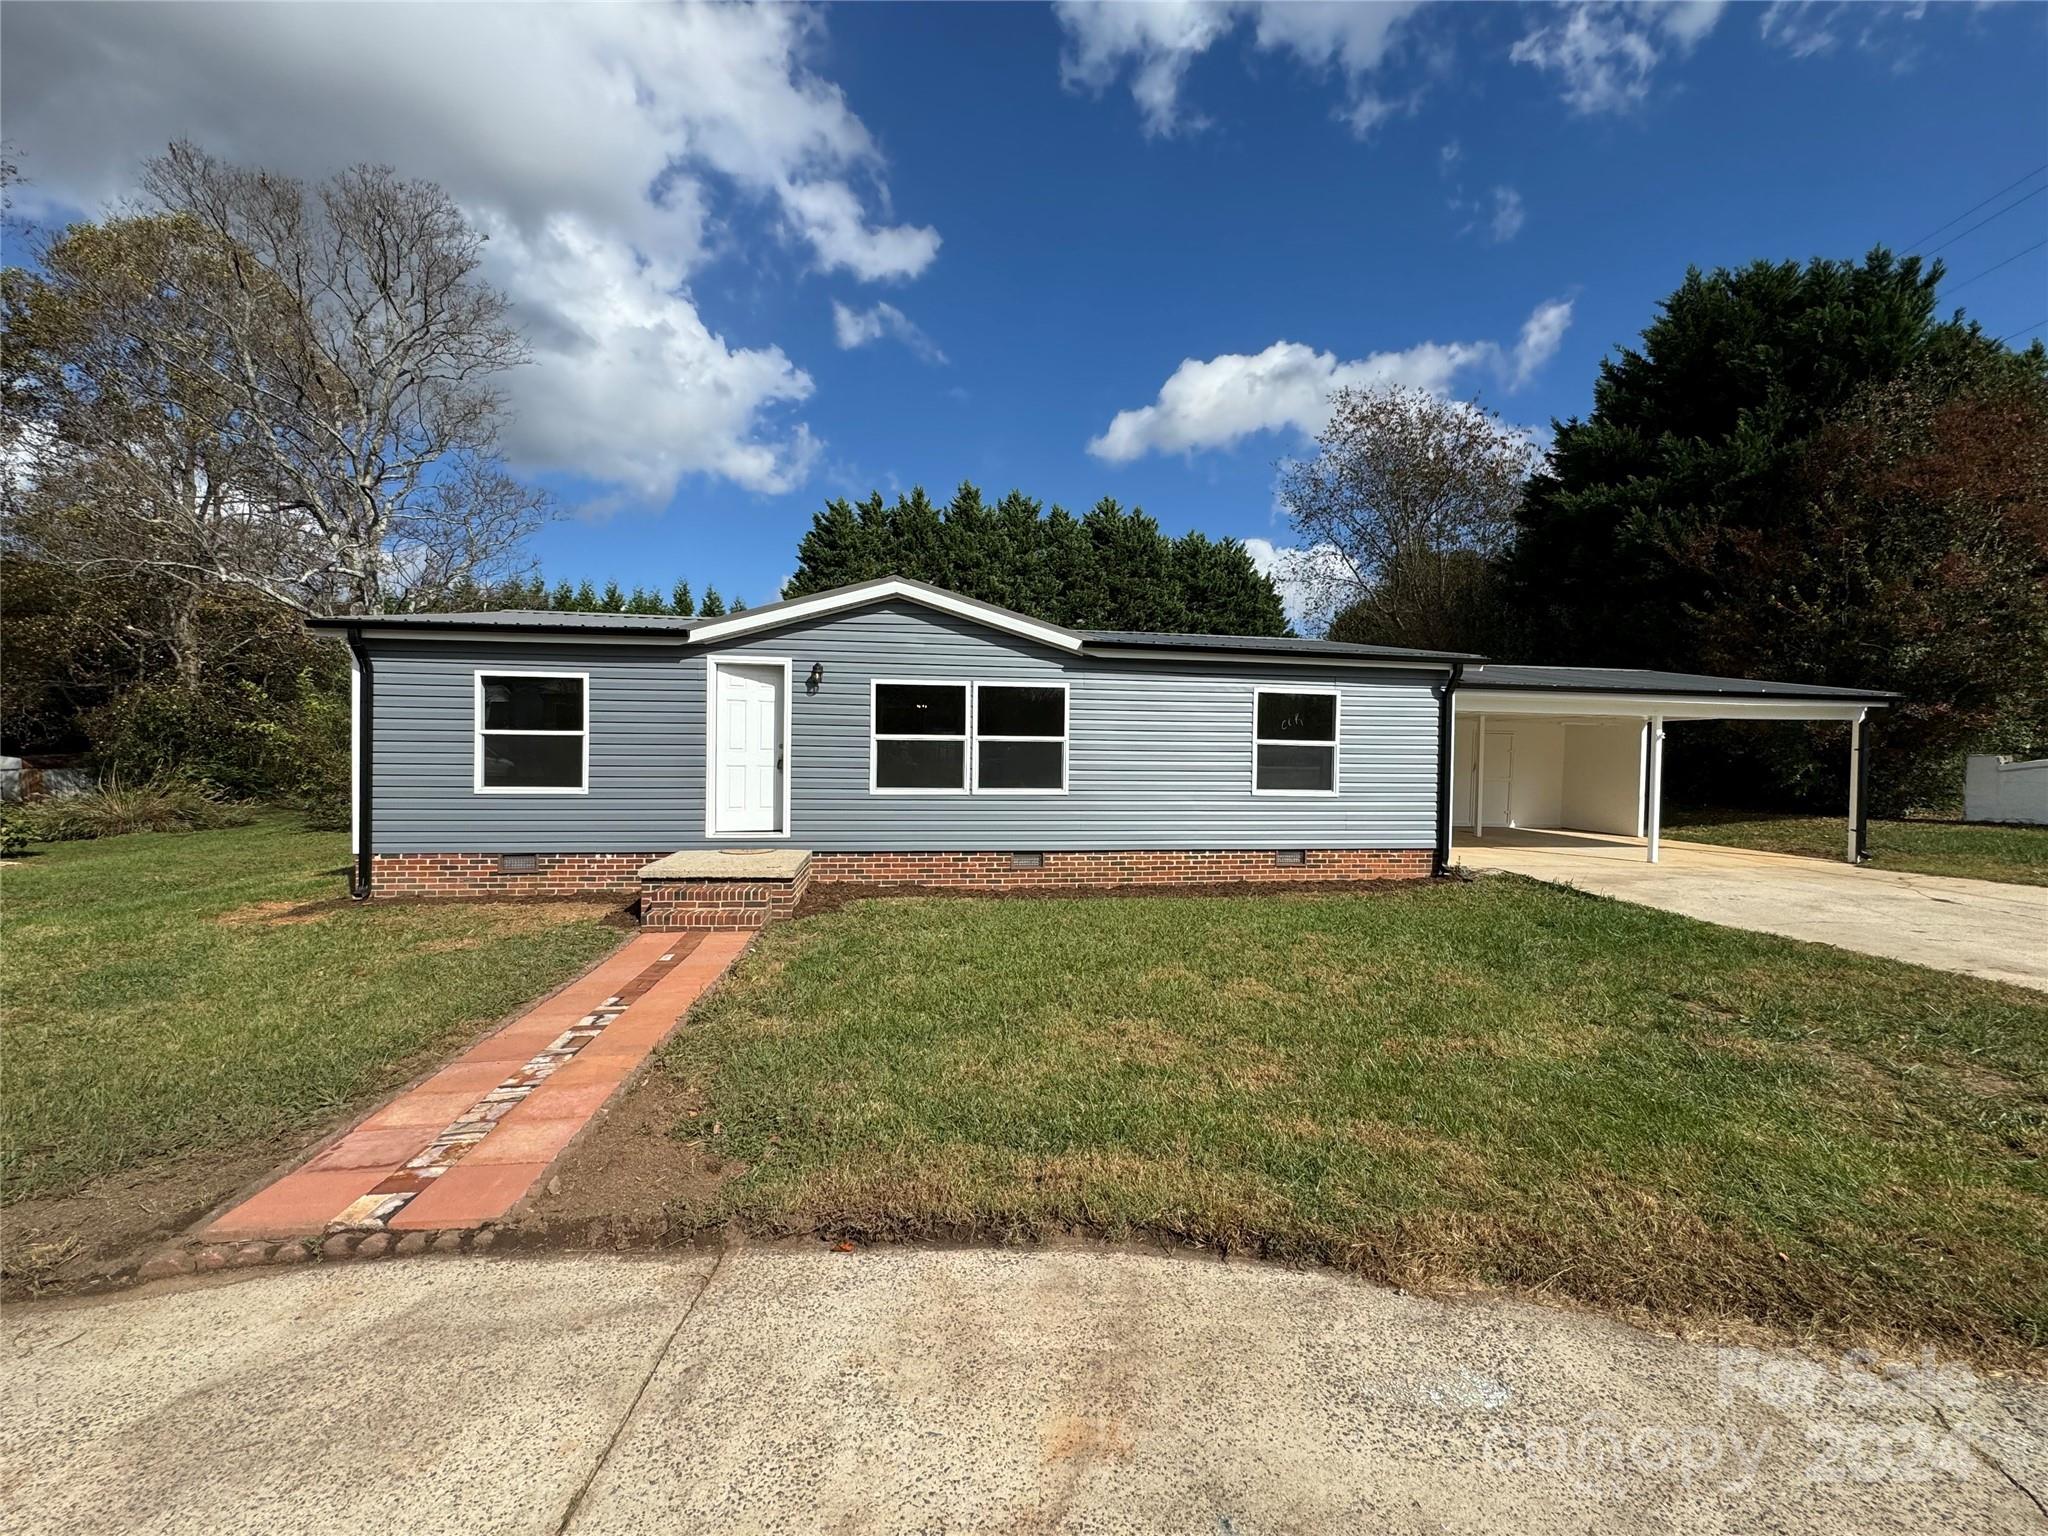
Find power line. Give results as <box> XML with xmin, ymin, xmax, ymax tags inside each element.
<box><xmin>1904</xmin><ymin>162</ymin><xmax>2047</xmax><ymax>249</ymax></box>
<box><xmin>1920</xmin><ymin>184</ymin><xmax>2047</xmax><ymax>258</ymax></box>
<box><xmin>1995</xmin><ymin>319</ymin><xmax>2046</xmax><ymax>347</ymax></box>
<box><xmin>1944</xmin><ymin>238</ymin><xmax>2048</xmax><ymax>296</ymax></box>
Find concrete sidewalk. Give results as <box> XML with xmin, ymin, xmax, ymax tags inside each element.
<box><xmin>1460</xmin><ymin>829</ymin><xmax>2048</xmax><ymax>992</ymax></box>
<box><xmin>5</xmin><ymin>1247</ymin><xmax>2041</xmax><ymax>1534</ymax></box>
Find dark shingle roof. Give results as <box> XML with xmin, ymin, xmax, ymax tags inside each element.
<box><xmin>309</xmin><ymin>609</ymin><xmax>693</xmax><ymax>635</ymax></box>
<box><xmin>1079</xmin><ymin>630</ymin><xmax>1481</xmax><ymax>663</ymax></box>
<box><xmin>1462</xmin><ymin>664</ymin><xmax>1897</xmax><ymax>702</ymax></box>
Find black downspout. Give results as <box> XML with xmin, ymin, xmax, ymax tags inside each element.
<box><xmin>345</xmin><ymin>627</ymin><xmax>374</xmax><ymax>900</ymax></box>
<box><xmin>1854</xmin><ymin>715</ymin><xmax>1873</xmax><ymax>864</ymax></box>
<box><xmin>1434</xmin><ymin>662</ymin><xmax>1463</xmax><ymax>877</ymax></box>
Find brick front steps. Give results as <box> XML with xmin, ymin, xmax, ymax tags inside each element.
<box><xmin>199</xmin><ymin>930</ymin><xmax>750</xmax><ymax>1243</ymax></box>
<box><xmin>639</xmin><ymin>848</ymin><xmax>813</xmax><ymax>930</ymax></box>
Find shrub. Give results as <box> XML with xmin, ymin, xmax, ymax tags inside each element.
<box><xmin>4</xmin><ymin>779</ymin><xmax>254</xmax><ymax>843</ymax></box>
<box><xmin>82</xmin><ymin>667</ymin><xmax>348</xmax><ymax>816</ymax></box>
<box><xmin>0</xmin><ymin>817</ymin><xmax>28</xmax><ymax>858</ymax></box>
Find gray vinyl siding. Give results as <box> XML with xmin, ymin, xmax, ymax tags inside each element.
<box><xmin>368</xmin><ymin>601</ymin><xmax>1442</xmax><ymax>854</ymax></box>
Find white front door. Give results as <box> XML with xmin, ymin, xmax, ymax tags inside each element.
<box><xmin>1481</xmin><ymin>731</ymin><xmax>1514</xmax><ymax>828</ymax></box>
<box><xmin>714</xmin><ymin>663</ymin><xmax>783</xmax><ymax>834</ymax></box>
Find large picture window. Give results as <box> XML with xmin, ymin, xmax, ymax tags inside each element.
<box><xmin>974</xmin><ymin>683</ymin><xmax>1067</xmax><ymax>793</ymax></box>
<box><xmin>871</xmin><ymin>681</ymin><xmax>969</xmax><ymax>792</ymax></box>
<box><xmin>475</xmin><ymin>672</ymin><xmax>588</xmax><ymax>793</ymax></box>
<box><xmin>1253</xmin><ymin>688</ymin><xmax>1338</xmax><ymax>795</ymax></box>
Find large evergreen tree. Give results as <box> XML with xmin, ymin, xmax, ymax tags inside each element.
<box><xmin>782</xmin><ymin>481</ymin><xmax>1288</xmax><ymax>635</ymax></box>
<box><xmin>1511</xmin><ymin>249</ymin><xmax>2025</xmax><ymax>663</ymax></box>
<box><xmin>1511</xmin><ymin>248</ymin><xmax>2047</xmax><ymax>811</ymax></box>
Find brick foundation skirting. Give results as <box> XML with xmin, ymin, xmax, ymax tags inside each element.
<box><xmin>807</xmin><ymin>848</ymin><xmax>1433</xmax><ymax>888</ymax></box>
<box><xmin>369</xmin><ymin>853</ymin><xmax>659</xmax><ymax>899</ymax></box>
<box><xmin>369</xmin><ymin>847</ymin><xmax>1431</xmax><ymax>919</ymax></box>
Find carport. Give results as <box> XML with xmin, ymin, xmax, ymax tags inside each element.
<box><xmin>1447</xmin><ymin>666</ymin><xmax>1897</xmax><ymax>865</ymax></box>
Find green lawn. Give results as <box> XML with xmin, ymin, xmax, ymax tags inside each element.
<box><xmin>661</xmin><ymin>883</ymin><xmax>2048</xmax><ymax>1360</ymax></box>
<box><xmin>1</xmin><ymin>818</ymin><xmax>624</xmax><ymax>1204</ymax></box>
<box><xmin>1666</xmin><ymin>808</ymin><xmax>2048</xmax><ymax>886</ymax></box>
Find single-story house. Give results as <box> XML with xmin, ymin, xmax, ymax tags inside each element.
<box><xmin>313</xmin><ymin>576</ymin><xmax>1895</xmax><ymax>927</ymax></box>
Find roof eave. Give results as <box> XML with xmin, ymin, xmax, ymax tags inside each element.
<box><xmin>1463</xmin><ymin>680</ymin><xmax>1897</xmax><ymax>704</ymax></box>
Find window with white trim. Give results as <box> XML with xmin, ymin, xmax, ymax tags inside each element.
<box><xmin>872</xmin><ymin>681</ymin><xmax>968</xmax><ymax>792</ymax></box>
<box><xmin>973</xmin><ymin>683</ymin><xmax>1067</xmax><ymax>792</ymax></box>
<box><xmin>1253</xmin><ymin>688</ymin><xmax>1338</xmax><ymax>795</ymax></box>
<box><xmin>476</xmin><ymin>672</ymin><xmax>587</xmax><ymax>792</ymax></box>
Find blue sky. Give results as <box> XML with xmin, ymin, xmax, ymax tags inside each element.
<box><xmin>6</xmin><ymin>2</ymin><xmax>2045</xmax><ymax>621</ymax></box>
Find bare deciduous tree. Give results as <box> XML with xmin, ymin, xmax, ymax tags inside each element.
<box><xmin>1275</xmin><ymin>386</ymin><xmax>1537</xmax><ymax>651</ymax></box>
<box><xmin>6</xmin><ymin>142</ymin><xmax>547</xmax><ymax>629</ymax></box>
<box><xmin>142</xmin><ymin>142</ymin><xmax>548</xmax><ymax>612</ymax></box>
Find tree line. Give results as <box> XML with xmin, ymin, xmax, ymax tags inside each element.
<box><xmin>436</xmin><ymin>576</ymin><xmax>740</xmax><ymax>617</ymax></box>
<box><xmin>785</xmin><ymin>483</ymin><xmax>1288</xmax><ymax>636</ymax></box>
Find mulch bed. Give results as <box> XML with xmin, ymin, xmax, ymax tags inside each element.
<box><xmin>793</xmin><ymin>874</ymin><xmax>1455</xmax><ymax>918</ymax></box>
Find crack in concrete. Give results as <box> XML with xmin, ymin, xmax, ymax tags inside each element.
<box><xmin>552</xmin><ymin>1243</ymin><xmax>729</xmax><ymax>1535</ymax></box>
<box><xmin>1893</xmin><ymin>1377</ymin><xmax>2048</xmax><ymax>1522</ymax></box>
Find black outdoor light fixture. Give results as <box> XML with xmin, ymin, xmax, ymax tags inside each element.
<box><xmin>807</xmin><ymin>661</ymin><xmax>825</xmax><ymax>693</ymax></box>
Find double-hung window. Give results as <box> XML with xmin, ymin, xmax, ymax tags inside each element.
<box><xmin>1252</xmin><ymin>688</ymin><xmax>1339</xmax><ymax>795</ymax></box>
<box><xmin>871</xmin><ymin>681</ymin><xmax>969</xmax><ymax>792</ymax></box>
<box><xmin>973</xmin><ymin>683</ymin><xmax>1067</xmax><ymax>793</ymax></box>
<box><xmin>870</xmin><ymin>679</ymin><xmax>1070</xmax><ymax>794</ymax></box>
<box><xmin>475</xmin><ymin>671</ymin><xmax>588</xmax><ymax>793</ymax></box>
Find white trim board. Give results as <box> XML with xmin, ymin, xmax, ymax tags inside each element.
<box><xmin>1454</xmin><ymin>690</ymin><xmax>1876</xmax><ymax>723</ymax></box>
<box><xmin>691</xmin><ymin>579</ymin><xmax>1084</xmax><ymax>655</ymax></box>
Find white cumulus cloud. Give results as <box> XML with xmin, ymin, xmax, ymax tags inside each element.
<box><xmin>1054</xmin><ymin>0</ymin><xmax>1427</xmax><ymax>138</ymax></box>
<box><xmin>490</xmin><ymin>216</ymin><xmax>818</xmax><ymax>498</ymax></box>
<box><xmin>1087</xmin><ymin>297</ymin><xmax>1575</xmax><ymax>463</ymax></box>
<box><xmin>831</xmin><ymin>300</ymin><xmax>948</xmax><ymax>364</ymax></box>
<box><xmin>1</xmin><ymin>1</ymin><xmax>940</xmax><ymax>501</ymax></box>
<box><xmin>1510</xmin><ymin>1</ymin><xmax>1726</xmax><ymax>114</ymax></box>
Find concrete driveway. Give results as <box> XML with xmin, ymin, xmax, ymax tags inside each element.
<box><xmin>1459</xmin><ymin>829</ymin><xmax>2048</xmax><ymax>992</ymax></box>
<box><xmin>5</xmin><ymin>1246</ymin><xmax>2042</xmax><ymax>1534</ymax></box>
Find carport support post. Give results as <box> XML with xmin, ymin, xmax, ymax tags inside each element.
<box><xmin>1471</xmin><ymin>714</ymin><xmax>1486</xmax><ymax>836</ymax></box>
<box><xmin>1646</xmin><ymin>714</ymin><xmax>1666</xmax><ymax>864</ymax></box>
<box><xmin>1847</xmin><ymin>711</ymin><xmax>1869</xmax><ymax>864</ymax></box>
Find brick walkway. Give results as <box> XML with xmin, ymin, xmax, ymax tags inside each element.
<box><xmin>206</xmin><ymin>930</ymin><xmax>751</xmax><ymax>1239</ymax></box>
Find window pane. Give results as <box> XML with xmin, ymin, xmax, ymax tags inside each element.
<box><xmin>483</xmin><ymin>675</ymin><xmax>583</xmax><ymax>731</ymax></box>
<box><xmin>482</xmin><ymin>733</ymin><xmax>583</xmax><ymax>789</ymax></box>
<box><xmin>1256</xmin><ymin>744</ymin><xmax>1335</xmax><ymax>792</ymax></box>
<box><xmin>875</xmin><ymin>684</ymin><xmax>966</xmax><ymax>736</ymax></box>
<box><xmin>977</xmin><ymin>685</ymin><xmax>1064</xmax><ymax>738</ymax></box>
<box><xmin>979</xmin><ymin>739</ymin><xmax>1063</xmax><ymax>790</ymax></box>
<box><xmin>876</xmin><ymin>738</ymin><xmax>966</xmax><ymax>789</ymax></box>
<box><xmin>1256</xmin><ymin>691</ymin><xmax>1336</xmax><ymax>742</ymax></box>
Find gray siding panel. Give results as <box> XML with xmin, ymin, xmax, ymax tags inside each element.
<box><xmin>370</xmin><ymin>601</ymin><xmax>1441</xmax><ymax>853</ymax></box>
